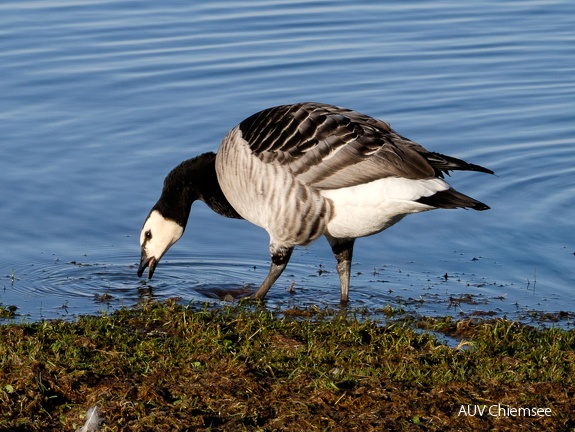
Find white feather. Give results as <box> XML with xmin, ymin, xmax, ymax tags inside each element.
<box><xmin>322</xmin><ymin>177</ymin><xmax>449</xmax><ymax>239</ymax></box>
<box><xmin>76</xmin><ymin>406</ymin><xmax>102</xmax><ymax>432</ymax></box>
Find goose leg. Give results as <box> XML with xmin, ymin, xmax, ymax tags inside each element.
<box><xmin>252</xmin><ymin>245</ymin><xmax>294</xmax><ymax>300</ymax></box>
<box><xmin>328</xmin><ymin>238</ymin><xmax>355</xmax><ymax>304</ymax></box>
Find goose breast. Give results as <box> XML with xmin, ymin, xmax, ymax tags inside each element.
<box><xmin>216</xmin><ymin>126</ymin><xmax>332</xmax><ymax>247</ymax></box>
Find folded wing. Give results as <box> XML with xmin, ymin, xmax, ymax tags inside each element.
<box><xmin>239</xmin><ymin>102</ymin><xmax>492</xmax><ymax>191</ymax></box>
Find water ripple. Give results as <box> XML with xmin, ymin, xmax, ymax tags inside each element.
<box><xmin>1</xmin><ymin>0</ymin><xmax>574</xmax><ymax>323</ymax></box>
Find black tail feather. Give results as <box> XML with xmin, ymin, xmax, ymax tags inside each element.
<box><xmin>416</xmin><ymin>188</ymin><xmax>490</xmax><ymax>211</ymax></box>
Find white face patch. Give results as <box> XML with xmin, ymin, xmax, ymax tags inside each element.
<box><xmin>140</xmin><ymin>210</ymin><xmax>184</xmax><ymax>263</ymax></box>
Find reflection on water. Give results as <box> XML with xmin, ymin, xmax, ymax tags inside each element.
<box><xmin>1</xmin><ymin>1</ymin><xmax>574</xmax><ymax>324</ymax></box>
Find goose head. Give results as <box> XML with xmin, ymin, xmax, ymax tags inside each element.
<box><xmin>138</xmin><ymin>210</ymin><xmax>184</xmax><ymax>279</ymax></box>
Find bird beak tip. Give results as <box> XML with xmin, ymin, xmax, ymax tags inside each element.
<box><xmin>138</xmin><ymin>256</ymin><xmax>157</xmax><ymax>279</ymax></box>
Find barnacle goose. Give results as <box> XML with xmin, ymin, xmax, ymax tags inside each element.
<box><xmin>138</xmin><ymin>102</ymin><xmax>492</xmax><ymax>303</ymax></box>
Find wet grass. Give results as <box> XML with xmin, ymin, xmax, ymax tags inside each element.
<box><xmin>1</xmin><ymin>299</ymin><xmax>574</xmax><ymax>431</ymax></box>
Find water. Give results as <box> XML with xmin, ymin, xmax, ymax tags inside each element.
<box><xmin>1</xmin><ymin>1</ymin><xmax>574</xmax><ymax>324</ymax></box>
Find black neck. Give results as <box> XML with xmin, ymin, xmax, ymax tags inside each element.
<box><xmin>152</xmin><ymin>152</ymin><xmax>242</xmax><ymax>228</ymax></box>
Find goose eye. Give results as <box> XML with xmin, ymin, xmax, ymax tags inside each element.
<box><xmin>145</xmin><ymin>230</ymin><xmax>152</xmax><ymax>240</ymax></box>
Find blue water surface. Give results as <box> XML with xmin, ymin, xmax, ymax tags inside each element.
<box><xmin>1</xmin><ymin>1</ymin><xmax>574</xmax><ymax>323</ymax></box>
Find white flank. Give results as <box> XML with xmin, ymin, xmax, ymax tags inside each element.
<box><xmin>322</xmin><ymin>177</ymin><xmax>449</xmax><ymax>239</ymax></box>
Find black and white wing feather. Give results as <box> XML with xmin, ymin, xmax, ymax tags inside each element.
<box><xmin>239</xmin><ymin>102</ymin><xmax>492</xmax><ymax>190</ymax></box>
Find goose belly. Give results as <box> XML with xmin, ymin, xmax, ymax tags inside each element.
<box><xmin>216</xmin><ymin>128</ymin><xmax>331</xmax><ymax>246</ymax></box>
<box><xmin>321</xmin><ymin>177</ymin><xmax>448</xmax><ymax>239</ymax></box>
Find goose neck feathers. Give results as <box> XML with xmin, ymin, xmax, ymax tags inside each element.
<box><xmin>152</xmin><ymin>152</ymin><xmax>241</xmax><ymax>228</ymax></box>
